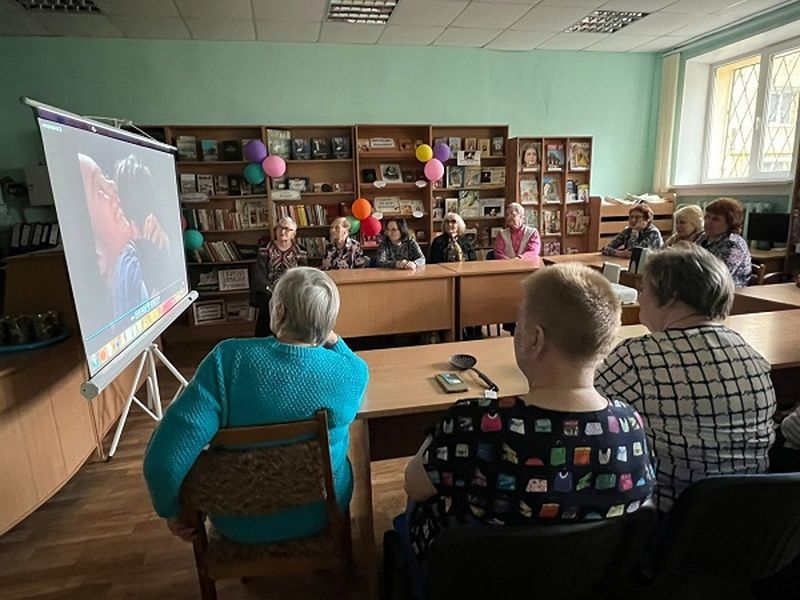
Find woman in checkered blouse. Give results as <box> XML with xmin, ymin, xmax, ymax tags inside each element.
<box><xmin>595</xmin><ymin>243</ymin><xmax>776</xmax><ymax>513</ymax></box>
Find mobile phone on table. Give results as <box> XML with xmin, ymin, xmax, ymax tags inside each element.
<box><xmin>435</xmin><ymin>372</ymin><xmax>469</xmax><ymax>393</ymax></box>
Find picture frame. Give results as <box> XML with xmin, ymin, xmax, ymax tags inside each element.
<box><xmin>380</xmin><ymin>163</ymin><xmax>402</xmax><ymax>183</ymax></box>
<box><xmin>480</xmin><ymin>198</ymin><xmax>505</xmax><ymax>218</ymax></box>
<box><xmin>370</xmin><ymin>137</ymin><xmax>396</xmax><ymax>149</ymax></box>
<box><xmin>457</xmin><ymin>150</ymin><xmax>481</xmax><ymax>166</ymax></box>
<box><xmin>287</xmin><ymin>177</ymin><xmax>311</xmax><ymax>192</ymax></box>
<box><xmin>447</xmin><ymin>166</ymin><xmax>464</xmax><ymax>189</ymax></box>
<box><xmin>192</xmin><ymin>299</ymin><xmax>226</xmax><ymax>325</ymax></box>
<box><xmin>225</xmin><ymin>300</ymin><xmax>255</xmax><ymax>321</ymax></box>
<box><xmin>520</xmin><ymin>142</ymin><xmax>540</xmax><ymax>172</ymax></box>
<box><xmin>218</xmin><ymin>268</ymin><xmax>250</xmax><ymax>291</ymax></box>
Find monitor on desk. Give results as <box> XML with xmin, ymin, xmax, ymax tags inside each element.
<box><xmin>747</xmin><ymin>213</ymin><xmax>790</xmax><ymax>247</ymax></box>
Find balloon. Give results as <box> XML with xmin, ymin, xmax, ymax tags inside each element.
<box><xmin>351</xmin><ymin>198</ymin><xmax>372</xmax><ymax>220</ymax></box>
<box><xmin>183</xmin><ymin>229</ymin><xmax>204</xmax><ymax>251</ymax></box>
<box><xmin>243</xmin><ymin>163</ymin><xmax>265</xmax><ymax>185</ymax></box>
<box><xmin>262</xmin><ymin>155</ymin><xmax>286</xmax><ymax>178</ymax></box>
<box><xmin>361</xmin><ymin>215</ymin><xmax>381</xmax><ymax>237</ymax></box>
<box><xmin>415</xmin><ymin>143</ymin><xmax>433</xmax><ymax>162</ymax></box>
<box><xmin>424</xmin><ymin>158</ymin><xmax>444</xmax><ymax>182</ymax></box>
<box><xmin>180</xmin><ymin>216</ymin><xmax>188</xmax><ymax>231</ymax></box>
<box><xmin>243</xmin><ymin>140</ymin><xmax>267</xmax><ymax>163</ymax></box>
<box><xmin>346</xmin><ymin>215</ymin><xmax>361</xmax><ymax>234</ymax></box>
<box><xmin>433</xmin><ymin>141</ymin><xmax>451</xmax><ymax>162</ymax></box>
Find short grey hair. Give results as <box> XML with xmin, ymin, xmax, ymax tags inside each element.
<box><xmin>507</xmin><ymin>202</ymin><xmax>524</xmax><ymax>217</ymax></box>
<box><xmin>643</xmin><ymin>242</ymin><xmax>734</xmax><ymax>320</ymax></box>
<box><xmin>330</xmin><ymin>216</ymin><xmax>350</xmax><ymax>231</ymax></box>
<box><xmin>269</xmin><ymin>267</ymin><xmax>340</xmax><ymax>345</ymax></box>
<box><xmin>277</xmin><ymin>216</ymin><xmax>297</xmax><ymax>230</ymax></box>
<box><xmin>441</xmin><ymin>212</ymin><xmax>466</xmax><ymax>235</ymax></box>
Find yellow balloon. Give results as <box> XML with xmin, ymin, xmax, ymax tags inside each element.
<box><xmin>415</xmin><ymin>143</ymin><xmax>433</xmax><ymax>163</ymax></box>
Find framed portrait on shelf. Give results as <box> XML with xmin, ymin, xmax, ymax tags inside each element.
<box><xmin>380</xmin><ymin>163</ymin><xmax>402</xmax><ymax>183</ymax></box>
<box><xmin>192</xmin><ymin>299</ymin><xmax>226</xmax><ymax>325</ymax></box>
<box><xmin>218</xmin><ymin>268</ymin><xmax>249</xmax><ymax>291</ymax></box>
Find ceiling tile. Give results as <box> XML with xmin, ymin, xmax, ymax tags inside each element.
<box><xmin>583</xmin><ymin>33</ymin><xmax>657</xmax><ymax>51</ymax></box>
<box><xmin>175</xmin><ymin>0</ymin><xmax>253</xmax><ymax>20</ymax></box>
<box><xmin>0</xmin><ymin>11</ymin><xmax>49</xmax><ymax>35</ymax></box>
<box><xmin>110</xmin><ymin>16</ymin><xmax>191</xmax><ymax>39</ymax></box>
<box><xmin>319</xmin><ymin>21</ymin><xmax>384</xmax><ymax>44</ymax></box>
<box><xmin>537</xmin><ymin>31</ymin><xmax>608</xmax><ymax>50</ymax></box>
<box><xmin>676</xmin><ymin>14</ymin><xmax>741</xmax><ymax>37</ymax></box>
<box><xmin>628</xmin><ymin>35</ymin><xmax>688</xmax><ymax>52</ymax></box>
<box><xmin>485</xmin><ymin>29</ymin><xmax>555</xmax><ymax>50</ymax></box>
<box><xmin>0</xmin><ymin>0</ymin><xmax>22</xmax><ymax>12</ymax></box>
<box><xmin>452</xmin><ymin>2</ymin><xmax>532</xmax><ymax>29</ymax></box>
<box><xmin>378</xmin><ymin>24</ymin><xmax>445</xmax><ymax>45</ymax></box>
<box><xmin>600</xmin><ymin>0</ymin><xmax>677</xmax><ymax>10</ymax></box>
<box><xmin>184</xmin><ymin>18</ymin><xmax>256</xmax><ymax>40</ymax></box>
<box><xmin>94</xmin><ymin>0</ymin><xmax>180</xmax><ymax>17</ymax></box>
<box><xmin>252</xmin><ymin>0</ymin><xmax>326</xmax><ymax>22</ymax></box>
<box><xmin>721</xmin><ymin>0</ymin><xmax>788</xmax><ymax>16</ymax></box>
<box><xmin>618</xmin><ymin>11</ymin><xmax>693</xmax><ymax>36</ymax></box>
<box><xmin>34</xmin><ymin>13</ymin><xmax>124</xmax><ymax>37</ymax></box>
<box><xmin>512</xmin><ymin>5</ymin><xmax>589</xmax><ymax>32</ymax></box>
<box><xmin>255</xmin><ymin>20</ymin><xmax>321</xmax><ymax>42</ymax></box>
<box><xmin>661</xmin><ymin>0</ymin><xmax>736</xmax><ymax>14</ymax></box>
<box><xmin>388</xmin><ymin>0</ymin><xmax>468</xmax><ymax>27</ymax></box>
<box><xmin>433</xmin><ymin>26</ymin><xmax>502</xmax><ymax>46</ymax></box>
<box><xmin>538</xmin><ymin>0</ymin><xmax>604</xmax><ymax>7</ymax></box>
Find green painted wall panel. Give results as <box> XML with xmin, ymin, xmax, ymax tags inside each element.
<box><xmin>0</xmin><ymin>37</ymin><xmax>659</xmax><ymax>198</ymax></box>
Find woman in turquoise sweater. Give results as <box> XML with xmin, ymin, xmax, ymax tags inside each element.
<box><xmin>143</xmin><ymin>267</ymin><xmax>369</xmax><ymax>544</ymax></box>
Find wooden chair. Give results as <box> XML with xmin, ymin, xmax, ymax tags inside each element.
<box><xmin>180</xmin><ymin>410</ymin><xmax>351</xmax><ymax>600</ymax></box>
<box><xmin>749</xmin><ymin>262</ymin><xmax>767</xmax><ymax>286</ymax></box>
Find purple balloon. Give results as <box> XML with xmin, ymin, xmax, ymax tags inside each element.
<box><xmin>433</xmin><ymin>142</ymin><xmax>451</xmax><ymax>162</ymax></box>
<box><xmin>244</xmin><ymin>140</ymin><xmax>267</xmax><ymax>163</ymax></box>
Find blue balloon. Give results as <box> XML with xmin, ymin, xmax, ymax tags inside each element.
<box><xmin>243</xmin><ymin>163</ymin><xmax>266</xmax><ymax>185</ymax></box>
<box><xmin>183</xmin><ymin>229</ymin><xmax>204</xmax><ymax>251</ymax></box>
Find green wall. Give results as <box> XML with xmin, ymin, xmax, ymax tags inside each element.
<box><xmin>0</xmin><ymin>36</ymin><xmax>660</xmax><ymax>198</ymax></box>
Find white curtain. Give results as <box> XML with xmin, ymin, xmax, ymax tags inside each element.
<box><xmin>653</xmin><ymin>53</ymin><xmax>681</xmax><ymax>194</ymax></box>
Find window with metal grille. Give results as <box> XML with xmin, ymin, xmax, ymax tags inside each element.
<box><xmin>704</xmin><ymin>39</ymin><xmax>800</xmax><ymax>183</ymax></box>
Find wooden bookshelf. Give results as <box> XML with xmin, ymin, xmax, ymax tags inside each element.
<box><xmin>508</xmin><ymin>136</ymin><xmax>593</xmax><ymax>256</ymax></box>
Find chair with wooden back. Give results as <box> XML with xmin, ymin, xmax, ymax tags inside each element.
<box><xmin>180</xmin><ymin>410</ymin><xmax>350</xmax><ymax>600</ymax></box>
<box><xmin>749</xmin><ymin>262</ymin><xmax>767</xmax><ymax>286</ymax></box>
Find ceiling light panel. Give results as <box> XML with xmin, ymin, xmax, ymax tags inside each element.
<box><xmin>16</xmin><ymin>0</ymin><xmax>100</xmax><ymax>13</ymax></box>
<box><xmin>327</xmin><ymin>0</ymin><xmax>398</xmax><ymax>25</ymax></box>
<box><xmin>565</xmin><ymin>10</ymin><xmax>648</xmax><ymax>34</ymax></box>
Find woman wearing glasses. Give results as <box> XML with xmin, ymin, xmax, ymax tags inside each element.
<box><xmin>376</xmin><ymin>218</ymin><xmax>426</xmax><ymax>270</ymax></box>
<box><xmin>249</xmin><ymin>216</ymin><xmax>308</xmax><ymax>336</ymax></box>
<box><xmin>428</xmin><ymin>212</ymin><xmax>477</xmax><ymax>264</ymax></box>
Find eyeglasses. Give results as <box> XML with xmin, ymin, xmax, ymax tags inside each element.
<box><xmin>278</xmin><ymin>226</ymin><xmax>296</xmax><ymax>232</ymax></box>
<box><xmin>444</xmin><ymin>219</ymin><xmax>457</xmax><ymax>223</ymax></box>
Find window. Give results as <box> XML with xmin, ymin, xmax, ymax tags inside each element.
<box><xmin>704</xmin><ymin>40</ymin><xmax>800</xmax><ymax>183</ymax></box>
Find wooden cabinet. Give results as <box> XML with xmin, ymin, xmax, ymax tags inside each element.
<box><xmin>508</xmin><ymin>136</ymin><xmax>593</xmax><ymax>255</ymax></box>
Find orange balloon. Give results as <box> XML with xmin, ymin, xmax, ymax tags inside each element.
<box><xmin>352</xmin><ymin>198</ymin><xmax>372</xmax><ymax>221</ymax></box>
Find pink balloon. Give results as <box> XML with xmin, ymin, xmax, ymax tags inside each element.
<box><xmin>181</xmin><ymin>216</ymin><xmax>188</xmax><ymax>231</ymax></box>
<box><xmin>262</xmin><ymin>155</ymin><xmax>286</xmax><ymax>178</ymax></box>
<box><xmin>361</xmin><ymin>215</ymin><xmax>382</xmax><ymax>237</ymax></box>
<box><xmin>424</xmin><ymin>158</ymin><xmax>444</xmax><ymax>182</ymax></box>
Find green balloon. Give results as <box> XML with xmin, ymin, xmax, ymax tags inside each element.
<box><xmin>346</xmin><ymin>215</ymin><xmax>360</xmax><ymax>234</ymax></box>
<box><xmin>183</xmin><ymin>229</ymin><xmax>204</xmax><ymax>251</ymax></box>
<box><xmin>243</xmin><ymin>163</ymin><xmax>266</xmax><ymax>185</ymax></box>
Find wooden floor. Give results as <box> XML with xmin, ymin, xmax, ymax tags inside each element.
<box><xmin>0</xmin><ymin>362</ymin><xmax>410</xmax><ymax>600</ymax></box>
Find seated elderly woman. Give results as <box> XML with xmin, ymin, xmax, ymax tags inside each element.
<box><xmin>398</xmin><ymin>264</ymin><xmax>655</xmax><ymax>590</ymax></box>
<box><xmin>320</xmin><ymin>216</ymin><xmax>368</xmax><ymax>270</ymax></box>
<box><xmin>664</xmin><ymin>204</ymin><xmax>703</xmax><ymax>246</ymax></box>
<box><xmin>601</xmin><ymin>204</ymin><xmax>663</xmax><ymax>258</ymax></box>
<box><xmin>595</xmin><ymin>243</ymin><xmax>775</xmax><ymax>513</ymax></box>
<box><xmin>428</xmin><ymin>212</ymin><xmax>476</xmax><ymax>264</ymax></box>
<box><xmin>696</xmin><ymin>197</ymin><xmax>752</xmax><ymax>288</ymax></box>
<box><xmin>493</xmin><ymin>202</ymin><xmax>540</xmax><ymax>260</ymax></box>
<box><xmin>144</xmin><ymin>267</ymin><xmax>369</xmax><ymax>544</ymax></box>
<box><xmin>249</xmin><ymin>216</ymin><xmax>307</xmax><ymax>336</ymax></box>
<box><xmin>376</xmin><ymin>218</ymin><xmax>426</xmax><ymax>270</ymax></box>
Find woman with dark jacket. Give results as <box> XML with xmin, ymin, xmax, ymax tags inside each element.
<box><xmin>428</xmin><ymin>212</ymin><xmax>477</xmax><ymax>264</ymax></box>
<box><xmin>376</xmin><ymin>218</ymin><xmax>426</xmax><ymax>270</ymax></box>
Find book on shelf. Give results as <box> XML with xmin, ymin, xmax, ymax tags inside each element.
<box><xmin>200</xmin><ymin>139</ymin><xmax>219</xmax><ymax>161</ymax></box>
<box><xmin>566</xmin><ymin>209</ymin><xmax>590</xmax><ymax>235</ymax></box>
<box><xmin>228</xmin><ymin>175</ymin><xmax>242</xmax><ymax>196</ymax></box>
<box><xmin>447</xmin><ymin>166</ymin><xmax>464</xmax><ymax>189</ymax></box>
<box><xmin>478</xmin><ymin>138</ymin><xmax>491</xmax><ymax>154</ymax></box>
<box><xmin>197</xmin><ymin>174</ymin><xmax>215</xmax><ymax>196</ymax></box>
<box><xmin>241</xmin><ymin>180</ymin><xmax>253</xmax><ymax>195</ymax></box>
<box><xmin>520</xmin><ymin>142</ymin><xmax>540</xmax><ymax>172</ymax></box>
<box><xmin>543</xmin><ymin>241</ymin><xmax>562</xmax><ymax>256</ymax></box>
<box><xmin>520</xmin><ymin>179</ymin><xmax>538</xmax><ymax>205</ymax></box>
<box><xmin>332</xmin><ymin>137</ymin><xmax>351</xmax><ymax>159</ymax></box>
<box><xmin>368</xmin><ymin>137</ymin><xmax>396</xmax><ymax>150</ymax></box>
<box><xmin>444</xmin><ymin>197</ymin><xmax>458</xmax><ymax>214</ymax></box>
<box><xmin>491</xmin><ymin>136</ymin><xmax>504</xmax><ymax>156</ymax></box>
<box><xmin>569</xmin><ymin>141</ymin><xmax>591</xmax><ymax>170</ymax></box>
<box><xmin>546</xmin><ymin>143</ymin><xmax>565</xmax><ymax>171</ymax></box>
<box><xmin>220</xmin><ymin>140</ymin><xmax>242</xmax><ymax>161</ymax></box>
<box><xmin>185</xmin><ymin>207</ymin><xmax>245</xmax><ymax>231</ymax></box>
<box><xmin>464</xmin><ymin>138</ymin><xmax>477</xmax><ymax>151</ymax></box>
<box><xmin>457</xmin><ymin>151</ymin><xmax>481</xmax><ymax>166</ymax></box>
<box><xmin>398</xmin><ymin>199</ymin><xmax>425</xmax><ymax>216</ymax></box>
<box><xmin>226</xmin><ymin>300</ymin><xmax>256</xmax><ymax>322</ymax></box>
<box><xmin>542</xmin><ymin>175</ymin><xmax>561</xmax><ymax>204</ymax></box>
<box><xmin>374</xmin><ymin>196</ymin><xmax>401</xmax><ymax>214</ymax></box>
<box><xmin>218</xmin><ymin>268</ymin><xmax>249</xmax><ymax>291</ymax></box>
<box><xmin>543</xmin><ymin>209</ymin><xmax>562</xmax><ymax>235</ymax></box>
<box><xmin>300</xmin><ymin>236</ymin><xmax>328</xmax><ymax>259</ymax></box>
<box><xmin>480</xmin><ymin>166</ymin><xmax>506</xmax><ymax>186</ymax></box>
<box><xmin>195</xmin><ymin>269</ymin><xmax>219</xmax><ymax>291</ymax></box>
<box><xmin>448</xmin><ymin>137</ymin><xmax>462</xmax><ymax>155</ymax></box>
<box><xmin>214</xmin><ymin>175</ymin><xmax>229</xmax><ymax>196</ymax></box>
<box><xmin>480</xmin><ymin>198</ymin><xmax>504</xmax><ymax>218</ymax></box>
<box><xmin>311</xmin><ymin>137</ymin><xmax>332</xmax><ymax>159</ymax></box>
<box><xmin>464</xmin><ymin>167</ymin><xmax>482</xmax><ymax>188</ymax></box>
<box><xmin>272</xmin><ymin>189</ymin><xmax>302</xmax><ymax>200</ymax></box>
<box><xmin>524</xmin><ymin>207</ymin><xmax>538</xmax><ymax>228</ymax></box>
<box><xmin>176</xmin><ymin>135</ymin><xmax>197</xmax><ymax>161</ymax></box>
<box><xmin>188</xmin><ymin>240</ymin><xmax>245</xmax><ymax>263</ymax></box>
<box><xmin>180</xmin><ymin>173</ymin><xmax>197</xmax><ymax>194</ymax></box>
<box><xmin>235</xmin><ymin>199</ymin><xmax>269</xmax><ymax>229</ymax></box>
<box><xmin>291</xmin><ymin>138</ymin><xmax>311</xmax><ymax>160</ymax></box>
<box><xmin>267</xmin><ymin>129</ymin><xmax>291</xmax><ymax>159</ymax></box>
<box><xmin>566</xmin><ymin>179</ymin><xmax>578</xmax><ymax>203</ymax></box>
<box><xmin>458</xmin><ymin>190</ymin><xmax>480</xmax><ymax>218</ymax></box>
<box><xmin>578</xmin><ymin>183</ymin><xmax>590</xmax><ymax>203</ymax></box>
<box><xmin>380</xmin><ymin>164</ymin><xmax>402</xmax><ymax>183</ymax></box>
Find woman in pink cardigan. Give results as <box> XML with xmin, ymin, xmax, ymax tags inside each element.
<box><xmin>494</xmin><ymin>202</ymin><xmax>541</xmax><ymax>260</ymax></box>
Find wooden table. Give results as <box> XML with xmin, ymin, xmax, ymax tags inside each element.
<box><xmin>543</xmin><ymin>251</ymin><xmax>630</xmax><ymax>271</ymax></box>
<box><xmin>326</xmin><ymin>266</ymin><xmax>457</xmax><ymax>339</ymax></box>
<box><xmin>439</xmin><ymin>259</ymin><xmax>542</xmax><ymax>334</ymax></box>
<box><xmin>733</xmin><ymin>283</ymin><xmax>800</xmax><ymax>315</ymax></box>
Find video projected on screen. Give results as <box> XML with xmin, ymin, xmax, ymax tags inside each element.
<box><xmin>36</xmin><ymin>114</ymin><xmax>188</xmax><ymax>377</ymax></box>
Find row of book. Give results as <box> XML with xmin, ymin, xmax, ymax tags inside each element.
<box><xmin>437</xmin><ymin>192</ymin><xmax>506</xmax><ymax>219</ymax></box>
<box><xmin>180</xmin><ymin>173</ymin><xmax>265</xmax><ymax>197</ymax></box>
<box><xmin>520</xmin><ymin>177</ymin><xmax>590</xmax><ymax>205</ymax></box>
<box><xmin>188</xmin><ymin>240</ymin><xmax>257</xmax><ymax>264</ymax></box>
<box><xmin>8</xmin><ymin>222</ymin><xmax>60</xmax><ymax>256</ymax></box>
<box><xmin>274</xmin><ymin>203</ymin><xmax>337</xmax><ymax>228</ymax></box>
<box><xmin>183</xmin><ymin>207</ymin><xmax>267</xmax><ymax>232</ymax></box>
<box><xmin>519</xmin><ymin>141</ymin><xmax>591</xmax><ymax>172</ymax></box>
<box><xmin>175</xmin><ymin>131</ymin><xmax>354</xmax><ymax>162</ymax></box>
<box><xmin>298</xmin><ymin>236</ymin><xmax>328</xmax><ymax>259</ymax></box>
<box><xmin>442</xmin><ymin>166</ymin><xmax>506</xmax><ymax>190</ymax></box>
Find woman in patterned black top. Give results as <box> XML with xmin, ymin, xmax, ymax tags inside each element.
<box><xmin>696</xmin><ymin>197</ymin><xmax>752</xmax><ymax>288</ymax></box>
<box><xmin>320</xmin><ymin>217</ymin><xmax>368</xmax><ymax>270</ymax></box>
<box><xmin>401</xmin><ymin>264</ymin><xmax>655</xmax><ymax>572</ymax></box>
<box><xmin>376</xmin><ymin>218</ymin><xmax>426</xmax><ymax>270</ymax></box>
<box><xmin>249</xmin><ymin>216</ymin><xmax>308</xmax><ymax>336</ymax></box>
<box><xmin>601</xmin><ymin>204</ymin><xmax>663</xmax><ymax>258</ymax></box>
<box><xmin>428</xmin><ymin>212</ymin><xmax>477</xmax><ymax>264</ymax></box>
<box><xmin>595</xmin><ymin>243</ymin><xmax>775</xmax><ymax>513</ymax></box>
